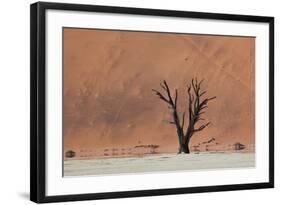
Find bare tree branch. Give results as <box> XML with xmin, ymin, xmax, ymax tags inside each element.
<box><xmin>191</xmin><ymin>79</ymin><xmax>197</xmax><ymax>95</ymax></box>
<box><xmin>185</xmin><ymin>78</ymin><xmax>216</xmax><ymax>144</ymax></box>
<box><xmin>175</xmin><ymin>89</ymin><xmax>178</xmax><ymax>109</ymax></box>
<box><xmin>152</xmin><ymin>89</ymin><xmax>170</xmax><ymax>104</ymax></box>
<box><xmin>160</xmin><ymin>82</ymin><xmax>167</xmax><ymax>91</ymax></box>
<box><xmin>199</xmin><ymin>91</ymin><xmax>206</xmax><ymax>97</ymax></box>
<box><xmin>194</xmin><ymin>122</ymin><xmax>210</xmax><ymax>132</ymax></box>
<box><xmin>201</xmin><ymin>105</ymin><xmax>208</xmax><ymax>110</ymax></box>
<box><xmin>163</xmin><ymin>80</ymin><xmax>174</xmax><ymax>106</ymax></box>
<box><xmin>208</xmin><ymin>96</ymin><xmax>217</xmax><ymax>101</ymax></box>
<box><xmin>198</xmin><ymin>79</ymin><xmax>204</xmax><ymax>88</ymax></box>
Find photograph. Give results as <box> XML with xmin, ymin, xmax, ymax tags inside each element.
<box><xmin>63</xmin><ymin>28</ymin><xmax>255</xmax><ymax>177</ymax></box>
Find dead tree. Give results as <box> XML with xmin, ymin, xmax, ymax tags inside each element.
<box><xmin>152</xmin><ymin>78</ymin><xmax>216</xmax><ymax>153</ymax></box>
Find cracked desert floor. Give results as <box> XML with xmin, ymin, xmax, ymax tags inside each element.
<box><xmin>64</xmin><ymin>152</ymin><xmax>255</xmax><ymax>177</ymax></box>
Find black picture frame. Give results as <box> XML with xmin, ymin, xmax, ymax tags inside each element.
<box><xmin>30</xmin><ymin>1</ymin><xmax>274</xmax><ymax>203</ymax></box>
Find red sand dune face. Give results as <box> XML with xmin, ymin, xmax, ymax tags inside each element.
<box><xmin>63</xmin><ymin>28</ymin><xmax>255</xmax><ymax>159</ymax></box>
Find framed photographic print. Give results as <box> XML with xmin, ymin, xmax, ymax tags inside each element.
<box><xmin>30</xmin><ymin>1</ymin><xmax>274</xmax><ymax>203</ymax></box>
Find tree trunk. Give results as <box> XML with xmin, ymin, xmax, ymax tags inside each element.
<box><xmin>178</xmin><ymin>143</ymin><xmax>190</xmax><ymax>154</ymax></box>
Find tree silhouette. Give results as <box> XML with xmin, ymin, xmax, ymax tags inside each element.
<box><xmin>152</xmin><ymin>78</ymin><xmax>216</xmax><ymax>153</ymax></box>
